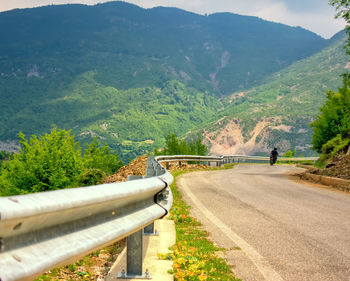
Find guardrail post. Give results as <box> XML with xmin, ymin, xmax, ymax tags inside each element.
<box><xmin>127</xmin><ymin>229</ymin><xmax>143</xmax><ymax>276</ymax></box>
<box><xmin>146</xmin><ymin>157</ymin><xmax>157</xmax><ymax>178</ymax></box>
<box><xmin>144</xmin><ymin>223</ymin><xmax>158</xmax><ymax>236</ymax></box>
<box><xmin>117</xmin><ymin>229</ymin><xmax>151</xmax><ymax>279</ymax></box>
<box><xmin>117</xmin><ymin>176</ymin><xmax>152</xmax><ymax>279</ymax></box>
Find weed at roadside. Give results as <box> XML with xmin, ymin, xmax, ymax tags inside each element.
<box><xmin>166</xmin><ymin>168</ymin><xmax>241</xmax><ymax>281</ymax></box>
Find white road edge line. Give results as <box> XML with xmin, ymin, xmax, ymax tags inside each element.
<box><xmin>178</xmin><ymin>177</ymin><xmax>284</xmax><ymax>281</ymax></box>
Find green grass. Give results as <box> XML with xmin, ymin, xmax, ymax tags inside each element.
<box><xmin>167</xmin><ymin>167</ymin><xmax>241</xmax><ymax>281</ymax></box>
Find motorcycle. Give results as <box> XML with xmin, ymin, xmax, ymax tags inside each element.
<box><xmin>270</xmin><ymin>155</ymin><xmax>277</xmax><ymax>166</ymax></box>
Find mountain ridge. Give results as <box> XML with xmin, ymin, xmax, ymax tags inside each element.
<box><xmin>199</xmin><ymin>31</ymin><xmax>348</xmax><ymax>156</ymax></box>
<box><xmin>0</xmin><ymin>1</ymin><xmax>344</xmax><ymax>160</ymax></box>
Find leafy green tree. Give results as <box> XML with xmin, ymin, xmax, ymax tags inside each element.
<box><xmin>282</xmin><ymin>148</ymin><xmax>296</xmax><ymax>157</ymax></box>
<box><xmin>156</xmin><ymin>133</ymin><xmax>208</xmax><ymax>156</ymax></box>
<box><xmin>0</xmin><ymin>128</ymin><xmax>83</xmax><ymax>196</ymax></box>
<box><xmin>329</xmin><ymin>0</ymin><xmax>350</xmax><ymax>57</ymax></box>
<box><xmin>309</xmin><ymin>1</ymin><xmax>350</xmax><ymax>164</ymax></box>
<box><xmin>189</xmin><ymin>135</ymin><xmax>208</xmax><ymax>156</ymax></box>
<box><xmin>83</xmin><ymin>138</ymin><xmax>123</xmax><ymax>175</ymax></box>
<box><xmin>162</xmin><ymin>133</ymin><xmax>189</xmax><ymax>155</ymax></box>
<box><xmin>0</xmin><ymin>151</ymin><xmax>13</xmax><ymax>163</ymax></box>
<box><xmin>329</xmin><ymin>0</ymin><xmax>350</xmax><ymax>28</ymax></box>
<box><xmin>0</xmin><ymin>128</ymin><xmax>123</xmax><ymax>196</ymax></box>
<box><xmin>311</xmin><ymin>76</ymin><xmax>350</xmax><ymax>154</ymax></box>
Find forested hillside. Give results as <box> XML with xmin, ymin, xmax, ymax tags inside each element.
<box><xmin>0</xmin><ymin>1</ymin><xmax>340</xmax><ymax>160</ymax></box>
<box><xmin>200</xmin><ymin>31</ymin><xmax>348</xmax><ymax>156</ymax></box>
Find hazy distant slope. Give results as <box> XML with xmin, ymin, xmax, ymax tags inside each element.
<box><xmin>201</xmin><ymin>31</ymin><xmax>348</xmax><ymax>156</ymax></box>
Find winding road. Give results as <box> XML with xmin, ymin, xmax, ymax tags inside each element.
<box><xmin>177</xmin><ymin>165</ymin><xmax>350</xmax><ymax>281</ymax></box>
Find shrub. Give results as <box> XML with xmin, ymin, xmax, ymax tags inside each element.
<box><xmin>156</xmin><ymin>133</ymin><xmax>207</xmax><ymax>156</ymax></box>
<box><xmin>0</xmin><ymin>128</ymin><xmax>123</xmax><ymax>196</ymax></box>
<box><xmin>311</xmin><ymin>77</ymin><xmax>350</xmax><ymax>160</ymax></box>
<box><xmin>83</xmin><ymin>138</ymin><xmax>123</xmax><ymax>175</ymax></box>
<box><xmin>0</xmin><ymin>128</ymin><xmax>84</xmax><ymax>195</ymax></box>
<box><xmin>282</xmin><ymin>148</ymin><xmax>296</xmax><ymax>158</ymax></box>
<box><xmin>78</xmin><ymin>169</ymin><xmax>106</xmax><ymax>186</ymax></box>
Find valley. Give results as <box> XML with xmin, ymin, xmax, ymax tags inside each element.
<box><xmin>201</xmin><ymin>31</ymin><xmax>348</xmax><ymax>156</ymax></box>
<box><xmin>0</xmin><ymin>1</ymin><xmax>347</xmax><ymax>160</ymax></box>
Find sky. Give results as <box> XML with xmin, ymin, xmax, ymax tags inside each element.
<box><xmin>0</xmin><ymin>0</ymin><xmax>346</xmax><ymax>39</ymax></box>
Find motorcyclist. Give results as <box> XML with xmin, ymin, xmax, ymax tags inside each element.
<box><xmin>270</xmin><ymin>147</ymin><xmax>278</xmax><ymax>165</ymax></box>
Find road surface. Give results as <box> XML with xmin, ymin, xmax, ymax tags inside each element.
<box><xmin>177</xmin><ymin>165</ymin><xmax>350</xmax><ymax>281</ymax></box>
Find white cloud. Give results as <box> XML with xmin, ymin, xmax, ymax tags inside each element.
<box><xmin>125</xmin><ymin>0</ymin><xmax>347</xmax><ymax>38</ymax></box>
<box><xmin>253</xmin><ymin>2</ymin><xmax>346</xmax><ymax>38</ymax></box>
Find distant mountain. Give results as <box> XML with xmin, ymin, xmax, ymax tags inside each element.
<box><xmin>0</xmin><ymin>2</ymin><xmax>327</xmax><ymax>94</ymax></box>
<box><xmin>200</xmin><ymin>30</ymin><xmax>348</xmax><ymax>156</ymax></box>
<box><xmin>0</xmin><ymin>1</ymin><xmax>338</xmax><ymax>159</ymax></box>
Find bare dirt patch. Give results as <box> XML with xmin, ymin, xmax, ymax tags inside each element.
<box><xmin>104</xmin><ymin>156</ymin><xmax>213</xmax><ymax>183</ymax></box>
<box><xmin>204</xmin><ymin>119</ymin><xmax>272</xmax><ymax>155</ymax></box>
<box><xmin>104</xmin><ymin>156</ymin><xmax>148</xmax><ymax>183</ymax></box>
<box><xmin>322</xmin><ymin>153</ymin><xmax>350</xmax><ymax>180</ymax></box>
<box><xmin>305</xmin><ymin>153</ymin><xmax>350</xmax><ymax>181</ymax></box>
<box><xmin>292</xmin><ymin>152</ymin><xmax>350</xmax><ymax>193</ymax></box>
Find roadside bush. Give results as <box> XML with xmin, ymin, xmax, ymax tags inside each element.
<box><xmin>83</xmin><ymin>138</ymin><xmax>123</xmax><ymax>175</ymax></box>
<box><xmin>311</xmin><ymin>78</ymin><xmax>350</xmax><ymax>155</ymax></box>
<box><xmin>78</xmin><ymin>168</ymin><xmax>106</xmax><ymax>186</ymax></box>
<box><xmin>282</xmin><ymin>148</ymin><xmax>296</xmax><ymax>158</ymax></box>
<box><xmin>321</xmin><ymin>134</ymin><xmax>350</xmax><ymax>156</ymax></box>
<box><xmin>155</xmin><ymin>133</ymin><xmax>207</xmax><ymax>156</ymax></box>
<box><xmin>315</xmin><ymin>134</ymin><xmax>350</xmax><ymax>167</ymax></box>
<box><xmin>0</xmin><ymin>151</ymin><xmax>13</xmax><ymax>163</ymax></box>
<box><xmin>0</xmin><ymin>128</ymin><xmax>123</xmax><ymax>196</ymax></box>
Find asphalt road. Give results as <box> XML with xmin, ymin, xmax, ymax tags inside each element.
<box><xmin>177</xmin><ymin>165</ymin><xmax>350</xmax><ymax>281</ymax></box>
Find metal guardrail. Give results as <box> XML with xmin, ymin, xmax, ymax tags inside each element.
<box><xmin>0</xmin><ymin>155</ymin><xmax>223</xmax><ymax>281</ymax></box>
<box><xmin>0</xmin><ymin>153</ymin><xmax>318</xmax><ymax>280</ymax></box>
<box><xmin>223</xmin><ymin>155</ymin><xmax>319</xmax><ymax>163</ymax></box>
<box><xmin>155</xmin><ymin>155</ymin><xmax>222</xmax><ymax>162</ymax></box>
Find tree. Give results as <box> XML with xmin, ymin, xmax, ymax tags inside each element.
<box><xmin>0</xmin><ymin>128</ymin><xmax>123</xmax><ymax>196</ymax></box>
<box><xmin>80</xmin><ymin>138</ymin><xmax>124</xmax><ymax>186</ymax></box>
<box><xmin>156</xmin><ymin>133</ymin><xmax>208</xmax><ymax>156</ymax></box>
<box><xmin>0</xmin><ymin>128</ymin><xmax>84</xmax><ymax>196</ymax></box>
<box><xmin>189</xmin><ymin>135</ymin><xmax>208</xmax><ymax>156</ymax></box>
<box><xmin>309</xmin><ymin>1</ymin><xmax>350</xmax><ymax>164</ymax></box>
<box><xmin>83</xmin><ymin>138</ymin><xmax>123</xmax><ymax>175</ymax></box>
<box><xmin>310</xmin><ymin>81</ymin><xmax>350</xmax><ymax>152</ymax></box>
<box><xmin>282</xmin><ymin>148</ymin><xmax>296</xmax><ymax>157</ymax></box>
<box><xmin>311</xmin><ymin>78</ymin><xmax>350</xmax><ymax>157</ymax></box>
<box><xmin>329</xmin><ymin>0</ymin><xmax>350</xmax><ymax>54</ymax></box>
<box><xmin>162</xmin><ymin>133</ymin><xmax>190</xmax><ymax>155</ymax></box>
<box><xmin>329</xmin><ymin>0</ymin><xmax>350</xmax><ymax>24</ymax></box>
<box><xmin>0</xmin><ymin>151</ymin><xmax>13</xmax><ymax>163</ymax></box>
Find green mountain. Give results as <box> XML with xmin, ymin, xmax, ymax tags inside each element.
<box><xmin>0</xmin><ymin>2</ymin><xmax>326</xmax><ymax>94</ymax></box>
<box><xmin>200</xmin><ymin>31</ymin><xmax>348</xmax><ymax>156</ymax></box>
<box><xmin>0</xmin><ymin>1</ymin><xmax>341</xmax><ymax>160</ymax></box>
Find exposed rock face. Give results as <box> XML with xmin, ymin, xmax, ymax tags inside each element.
<box><xmin>203</xmin><ymin>117</ymin><xmax>310</xmax><ymax>156</ymax></box>
<box><xmin>204</xmin><ymin>119</ymin><xmax>268</xmax><ymax>155</ymax></box>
